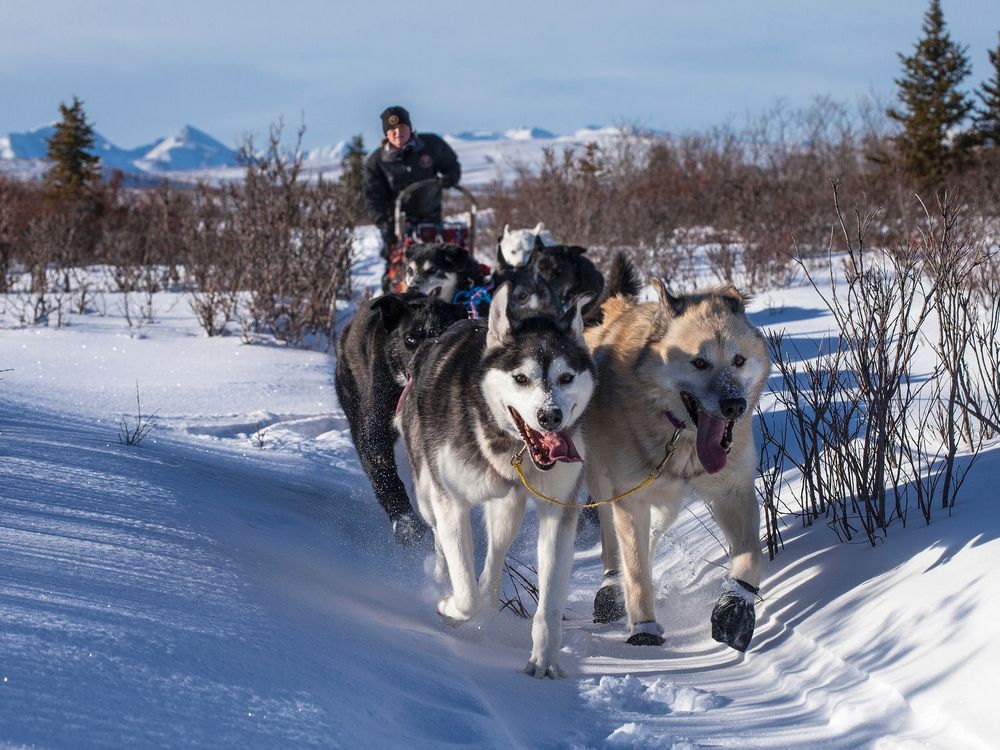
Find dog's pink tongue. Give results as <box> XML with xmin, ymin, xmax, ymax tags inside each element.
<box><xmin>540</xmin><ymin>431</ymin><xmax>582</xmax><ymax>463</ymax></box>
<box><xmin>696</xmin><ymin>414</ymin><xmax>728</xmax><ymax>474</ymax></box>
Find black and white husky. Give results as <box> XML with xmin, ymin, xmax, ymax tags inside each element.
<box><xmin>397</xmin><ymin>283</ymin><xmax>595</xmax><ymax>678</ymax></box>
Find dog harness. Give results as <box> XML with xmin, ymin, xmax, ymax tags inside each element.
<box><xmin>451</xmin><ymin>283</ymin><xmax>493</xmax><ymax>320</ymax></box>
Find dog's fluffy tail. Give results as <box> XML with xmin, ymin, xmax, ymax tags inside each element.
<box><xmin>584</xmin><ymin>252</ymin><xmax>643</xmax><ymax>327</ymax></box>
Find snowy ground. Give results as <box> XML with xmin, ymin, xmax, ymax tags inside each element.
<box><xmin>1</xmin><ymin>232</ymin><xmax>998</xmax><ymax>749</ymax></box>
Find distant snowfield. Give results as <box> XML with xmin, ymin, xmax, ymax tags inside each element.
<box><xmin>1</xmin><ymin>230</ymin><xmax>998</xmax><ymax>749</ymax></box>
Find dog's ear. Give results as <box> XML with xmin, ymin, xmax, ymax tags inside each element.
<box><xmin>533</xmin><ymin>234</ymin><xmax>547</xmax><ymax>251</ymax></box>
<box><xmin>718</xmin><ymin>285</ymin><xmax>750</xmax><ymax>314</ymax></box>
<box><xmin>559</xmin><ymin>292</ymin><xmax>593</xmax><ymax>343</ymax></box>
<box><xmin>370</xmin><ymin>294</ymin><xmax>410</xmax><ymax>333</ymax></box>
<box><xmin>532</xmin><ymin>222</ymin><xmax>544</xmax><ymax>236</ymax></box>
<box><xmin>496</xmin><ymin>245</ymin><xmax>513</xmax><ymax>270</ymax></box>
<box><xmin>441</xmin><ymin>244</ymin><xmax>470</xmax><ymax>270</ymax></box>
<box><xmin>567</xmin><ymin>245</ymin><xmax>588</xmax><ymax>256</ymax></box>
<box><xmin>649</xmin><ymin>277</ymin><xmax>685</xmax><ymax>341</ymax></box>
<box><xmin>502</xmin><ymin>224</ymin><xmax>511</xmax><ymax>238</ymax></box>
<box><xmin>486</xmin><ymin>282</ymin><xmax>513</xmax><ymax>349</ymax></box>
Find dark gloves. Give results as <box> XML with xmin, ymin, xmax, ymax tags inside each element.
<box><xmin>710</xmin><ymin>578</ymin><xmax>758</xmax><ymax>652</ymax></box>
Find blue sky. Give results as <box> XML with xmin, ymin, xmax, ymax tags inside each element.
<box><xmin>2</xmin><ymin>1</ymin><xmax>998</xmax><ymax>151</ymax></box>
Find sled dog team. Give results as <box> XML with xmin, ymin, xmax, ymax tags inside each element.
<box><xmin>335</xmin><ymin>223</ymin><xmax>770</xmax><ymax>678</ymax></box>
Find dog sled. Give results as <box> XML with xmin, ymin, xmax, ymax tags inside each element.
<box><xmin>382</xmin><ymin>178</ymin><xmax>478</xmax><ymax>293</ymax></box>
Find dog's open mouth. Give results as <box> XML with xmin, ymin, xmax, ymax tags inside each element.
<box><xmin>680</xmin><ymin>392</ymin><xmax>735</xmax><ymax>474</ymax></box>
<box><xmin>508</xmin><ymin>407</ymin><xmax>581</xmax><ymax>471</ymax></box>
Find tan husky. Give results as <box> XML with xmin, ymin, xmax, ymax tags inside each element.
<box><xmin>584</xmin><ymin>278</ymin><xmax>770</xmax><ymax>651</ymax></box>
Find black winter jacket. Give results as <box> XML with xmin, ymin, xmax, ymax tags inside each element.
<box><xmin>362</xmin><ymin>132</ymin><xmax>461</xmax><ymax>230</ymax></box>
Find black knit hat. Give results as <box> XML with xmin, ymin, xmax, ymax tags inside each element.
<box><xmin>380</xmin><ymin>105</ymin><xmax>412</xmax><ymax>133</ymax></box>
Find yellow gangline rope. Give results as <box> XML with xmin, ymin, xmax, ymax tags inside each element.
<box><xmin>510</xmin><ymin>427</ymin><xmax>682</xmax><ymax>509</ymax></box>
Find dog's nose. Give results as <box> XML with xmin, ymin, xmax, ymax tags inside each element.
<box><xmin>719</xmin><ymin>398</ymin><xmax>747</xmax><ymax>419</ymax></box>
<box><xmin>536</xmin><ymin>407</ymin><xmax>563</xmax><ymax>431</ymax></box>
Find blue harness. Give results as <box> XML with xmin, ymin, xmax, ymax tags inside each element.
<box><xmin>452</xmin><ymin>284</ymin><xmax>493</xmax><ymax>319</ymax></box>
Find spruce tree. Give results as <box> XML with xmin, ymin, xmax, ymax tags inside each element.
<box><xmin>338</xmin><ymin>134</ymin><xmax>366</xmax><ymax>225</ymax></box>
<box><xmin>887</xmin><ymin>0</ymin><xmax>973</xmax><ymax>186</ymax></box>
<box><xmin>972</xmin><ymin>33</ymin><xmax>1000</xmax><ymax>146</ymax></box>
<box><xmin>45</xmin><ymin>96</ymin><xmax>100</xmax><ymax>199</ymax></box>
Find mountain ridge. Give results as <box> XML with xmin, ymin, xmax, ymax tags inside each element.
<box><xmin>0</xmin><ymin>122</ymin><xmax>651</xmax><ymax>186</ymax></box>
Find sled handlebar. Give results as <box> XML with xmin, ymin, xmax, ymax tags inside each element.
<box><xmin>394</xmin><ymin>178</ymin><xmax>478</xmax><ymax>255</ymax></box>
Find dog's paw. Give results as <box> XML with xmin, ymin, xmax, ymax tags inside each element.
<box><xmin>523</xmin><ymin>658</ymin><xmax>565</xmax><ymax>679</ymax></box>
<box><xmin>592</xmin><ymin>578</ymin><xmax>626</xmax><ymax>624</ymax></box>
<box><xmin>626</xmin><ymin>620</ymin><xmax>665</xmax><ymax>646</ymax></box>
<box><xmin>710</xmin><ymin>579</ymin><xmax>758</xmax><ymax>652</ymax></box>
<box><xmin>436</xmin><ymin>594</ymin><xmax>472</xmax><ymax>627</ymax></box>
<box><xmin>391</xmin><ymin>512</ymin><xmax>429</xmax><ymax>545</ymax></box>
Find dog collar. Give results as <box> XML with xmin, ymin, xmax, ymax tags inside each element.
<box><xmin>663</xmin><ymin>408</ymin><xmax>687</xmax><ymax>430</ymax></box>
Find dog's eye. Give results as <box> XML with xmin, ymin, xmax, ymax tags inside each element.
<box><xmin>733</xmin><ymin>354</ymin><xmax>746</xmax><ymax>367</ymax></box>
<box><xmin>691</xmin><ymin>358</ymin><xmax>710</xmax><ymax>370</ymax></box>
<box><xmin>513</xmin><ymin>373</ymin><xmax>529</xmax><ymax>385</ymax></box>
<box><xmin>404</xmin><ymin>335</ymin><xmax>419</xmax><ymax>348</ymax></box>
<box><xmin>558</xmin><ymin>373</ymin><xmax>575</xmax><ymax>385</ymax></box>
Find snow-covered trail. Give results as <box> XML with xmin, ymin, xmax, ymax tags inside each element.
<box><xmin>2</xmin><ymin>258</ymin><xmax>999</xmax><ymax>747</ymax></box>
<box><xmin>0</xmin><ymin>400</ymin><xmax>586</xmax><ymax>748</ymax></box>
<box><xmin>3</xmin><ymin>385</ymin><xmax>996</xmax><ymax>748</ymax></box>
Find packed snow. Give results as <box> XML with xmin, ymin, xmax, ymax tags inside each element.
<box><xmin>1</xmin><ymin>227</ymin><xmax>998</xmax><ymax>749</ymax></box>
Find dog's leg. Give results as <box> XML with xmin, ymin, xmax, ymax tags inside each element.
<box><xmin>411</xmin><ymin>473</ymin><xmax>447</xmax><ymax>584</ymax></box>
<box><xmin>479</xmin><ymin>491</ymin><xmax>527</xmax><ymax>613</ymax></box>
<box><xmin>358</xmin><ymin>414</ymin><xmax>427</xmax><ymax>544</ymax></box>
<box><xmin>597</xmin><ymin>503</ymin><xmax>620</xmax><ymax>574</ymax></box>
<box><xmin>648</xmin><ymin>501</ymin><xmax>680</xmax><ymax>562</ymax></box>
<box><xmin>429</xmin><ymin>488</ymin><xmax>480</xmax><ymax>625</ymax></box>
<box><xmin>706</xmin><ymin>482</ymin><xmax>763</xmax><ymax>652</ymax></box>
<box><xmin>613</xmin><ymin>496</ymin><xmax>663</xmax><ymax>645</ymax></box>
<box><xmin>710</xmin><ymin>484</ymin><xmax>763</xmax><ymax>587</ymax></box>
<box><xmin>592</xmin><ymin>502</ymin><xmax>625</xmax><ymax>624</ymax></box>
<box><xmin>525</xmin><ymin>499</ymin><xmax>578</xmax><ymax>678</ymax></box>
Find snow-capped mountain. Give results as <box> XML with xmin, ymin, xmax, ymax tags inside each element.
<box><xmin>133</xmin><ymin>125</ymin><xmax>237</xmax><ymax>171</ymax></box>
<box><xmin>449</xmin><ymin>127</ymin><xmax>557</xmax><ymax>142</ymax></box>
<box><xmin>304</xmin><ymin>139</ymin><xmax>353</xmax><ymax>164</ymax></box>
<box><xmin>0</xmin><ymin>123</ymin><xmax>239</xmax><ymax>179</ymax></box>
<box><xmin>0</xmin><ymin>125</ymin><xmax>55</xmax><ymax>161</ymax></box>
<box><xmin>0</xmin><ymin>122</ymin><xmax>647</xmax><ymax>186</ymax></box>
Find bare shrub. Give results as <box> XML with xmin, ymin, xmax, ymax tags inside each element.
<box><xmin>6</xmin><ymin>209</ymin><xmax>88</xmax><ymax>326</ymax></box>
<box><xmin>181</xmin><ymin>185</ymin><xmax>242</xmax><ymax>337</ymax></box>
<box><xmin>498</xmin><ymin>556</ymin><xmax>540</xmax><ymax>619</ymax></box>
<box><xmin>477</xmin><ymin>100</ymin><xmax>912</xmax><ymax>291</ymax></box>
<box><xmin>959</xmin><ymin>272</ymin><xmax>1000</xmax><ymax>436</ymax></box>
<box><xmin>118</xmin><ymin>381</ymin><xmax>158</xmax><ymax>446</ymax></box>
<box><xmin>1</xmin><ymin>127</ymin><xmax>356</xmax><ymax>349</ymax></box>
<box><xmin>918</xmin><ymin>193</ymin><xmax>993</xmax><ymax>512</ymax></box>
<box><xmin>226</xmin><ymin>123</ymin><xmax>354</xmax><ymax>348</ymax></box>
<box><xmin>99</xmin><ymin>201</ymin><xmax>171</xmax><ymax>328</ymax></box>
<box><xmin>763</xmin><ymin>185</ymin><xmax>997</xmax><ymax>550</ymax></box>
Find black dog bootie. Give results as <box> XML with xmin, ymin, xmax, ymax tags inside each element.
<box><xmin>710</xmin><ymin>578</ymin><xmax>758</xmax><ymax>652</ymax></box>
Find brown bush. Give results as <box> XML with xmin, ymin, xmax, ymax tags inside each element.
<box><xmin>476</xmin><ymin>98</ymin><xmax>1000</xmax><ymax>293</ymax></box>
